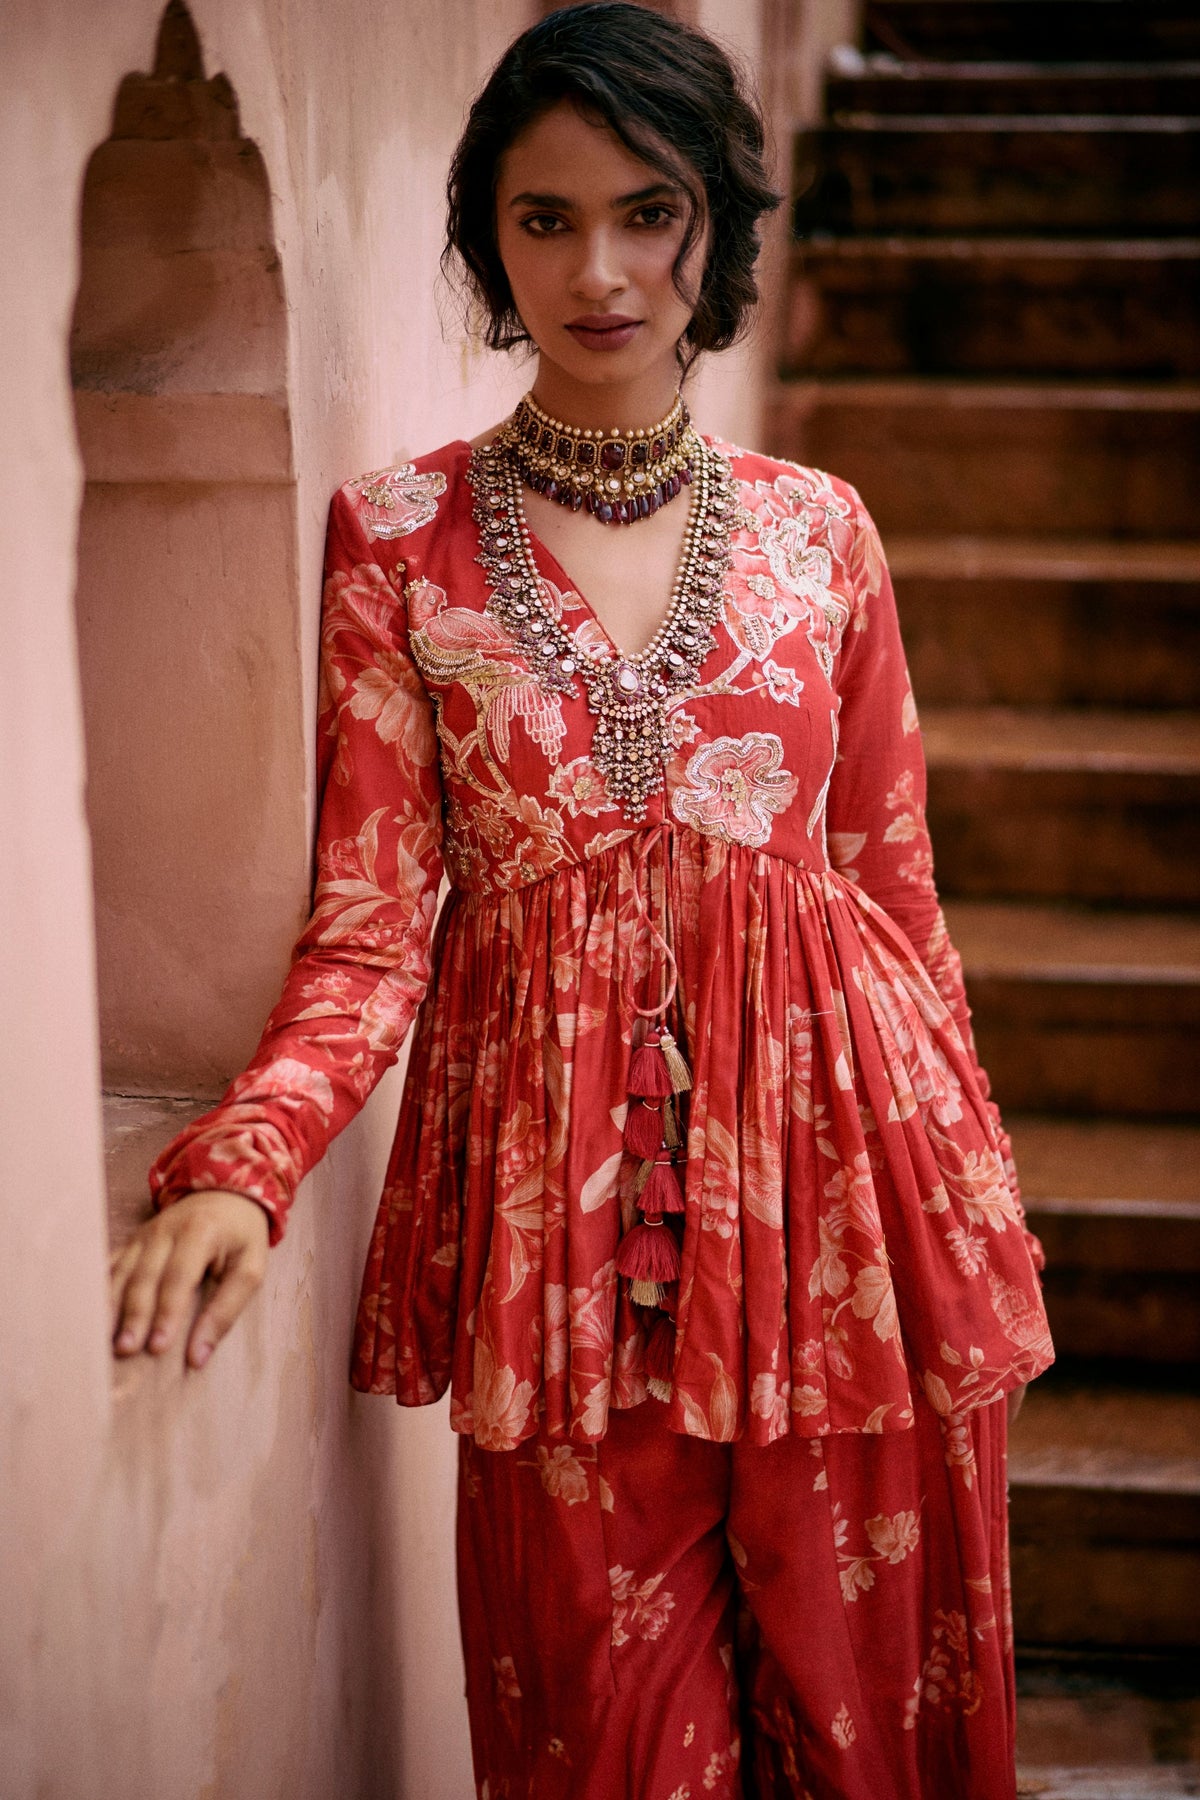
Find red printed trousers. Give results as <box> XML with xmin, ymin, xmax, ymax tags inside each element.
<box><xmin>456</xmin><ymin>1394</ymin><xmax>1016</xmax><ymax>1800</ymax></box>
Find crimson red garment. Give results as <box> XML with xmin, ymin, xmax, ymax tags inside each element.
<box><xmin>150</xmin><ymin>438</ymin><xmax>1052</xmax><ymax>1452</ymax></box>
<box><xmin>458</xmin><ymin>1388</ymin><xmax>1015</xmax><ymax>1800</ymax></box>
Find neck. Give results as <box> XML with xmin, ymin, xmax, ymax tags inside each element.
<box><xmin>529</xmin><ymin>360</ymin><xmax>684</xmax><ymax>432</ymax></box>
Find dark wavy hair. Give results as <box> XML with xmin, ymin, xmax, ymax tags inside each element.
<box><xmin>444</xmin><ymin>2</ymin><xmax>782</xmax><ymax>369</ymax></box>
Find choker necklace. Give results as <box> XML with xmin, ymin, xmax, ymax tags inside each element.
<box><xmin>491</xmin><ymin>391</ymin><xmax>698</xmax><ymax>525</ymax></box>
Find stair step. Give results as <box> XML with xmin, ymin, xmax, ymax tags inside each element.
<box><xmin>827</xmin><ymin>58</ymin><xmax>1200</xmax><ymax>119</ymax></box>
<box><xmin>1008</xmin><ymin>1378</ymin><xmax>1200</xmax><ymax>1647</ymax></box>
<box><xmin>1015</xmin><ymin>1768</ymin><xmax>1200</xmax><ymax>1797</ymax></box>
<box><xmin>1009</xmin><ymin>1115</ymin><xmax>1200</xmax><ymax>1363</ymax></box>
<box><xmin>787</xmin><ymin>238</ymin><xmax>1200</xmax><ymax>377</ymax></box>
<box><xmin>891</xmin><ymin>544</ymin><xmax>1200</xmax><ymax>709</ymax></box>
<box><xmin>947</xmin><ymin>901</ymin><xmax>1200</xmax><ymax>985</ymax></box>
<box><xmin>770</xmin><ymin>379</ymin><xmax>1200</xmax><ymax>536</ymax></box>
<box><xmin>924</xmin><ymin>707</ymin><xmax>1200</xmax><ymax>775</ymax></box>
<box><xmin>861</xmin><ymin>3</ymin><xmax>1200</xmax><ymax>63</ymax></box>
<box><xmin>1017</xmin><ymin>1649</ymin><xmax>1200</xmax><ymax>1771</ymax></box>
<box><xmin>1011</xmin><ymin>1114</ymin><xmax>1200</xmax><ymax>1219</ymax></box>
<box><xmin>794</xmin><ymin>120</ymin><xmax>1200</xmax><ymax>234</ymax></box>
<box><xmin>887</xmin><ymin>539</ymin><xmax>1200</xmax><ymax>582</ymax></box>
<box><xmin>944</xmin><ymin>900</ymin><xmax>1200</xmax><ymax>1114</ymax></box>
<box><xmin>923</xmin><ymin>707</ymin><xmax>1200</xmax><ymax>905</ymax></box>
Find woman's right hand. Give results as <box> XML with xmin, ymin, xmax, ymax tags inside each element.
<box><xmin>110</xmin><ymin>1190</ymin><xmax>271</xmax><ymax>1371</ymax></box>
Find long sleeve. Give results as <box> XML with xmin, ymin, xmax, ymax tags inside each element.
<box><xmin>148</xmin><ymin>486</ymin><xmax>445</xmax><ymax>1244</ymax></box>
<box><xmin>826</xmin><ymin>490</ymin><xmax>1044</xmax><ymax>1273</ymax></box>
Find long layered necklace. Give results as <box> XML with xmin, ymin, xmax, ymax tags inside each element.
<box><xmin>491</xmin><ymin>390</ymin><xmax>698</xmax><ymax>525</ymax></box>
<box><xmin>470</xmin><ymin>408</ymin><xmax>739</xmax><ymax>820</ymax></box>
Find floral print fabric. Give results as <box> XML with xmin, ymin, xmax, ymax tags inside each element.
<box><xmin>456</xmin><ymin>1386</ymin><xmax>1017</xmax><ymax>1800</ymax></box>
<box><xmin>149</xmin><ymin>440</ymin><xmax>1052</xmax><ymax>1450</ymax></box>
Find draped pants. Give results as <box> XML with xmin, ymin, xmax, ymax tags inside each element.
<box><xmin>456</xmin><ymin>1393</ymin><xmax>1016</xmax><ymax>1800</ymax></box>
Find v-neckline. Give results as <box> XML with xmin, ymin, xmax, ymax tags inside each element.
<box><xmin>516</xmin><ymin>467</ymin><xmax>703</xmax><ymax>668</ymax></box>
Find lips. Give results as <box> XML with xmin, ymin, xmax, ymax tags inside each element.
<box><xmin>566</xmin><ymin>315</ymin><xmax>642</xmax><ymax>351</ymax></box>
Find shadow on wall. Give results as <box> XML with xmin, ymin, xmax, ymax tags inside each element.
<box><xmin>71</xmin><ymin>0</ymin><xmax>309</xmax><ymax>1102</ymax></box>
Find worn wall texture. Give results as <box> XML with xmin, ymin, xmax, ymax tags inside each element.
<box><xmin>0</xmin><ymin>1</ymin><xmax>810</xmax><ymax>1795</ymax></box>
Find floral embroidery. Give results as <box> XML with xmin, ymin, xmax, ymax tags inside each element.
<box><xmin>347</xmin><ymin>463</ymin><xmax>447</xmax><ymax>540</ymax></box>
<box><xmin>671</xmin><ymin>732</ymin><xmax>799</xmax><ymax>847</ymax></box>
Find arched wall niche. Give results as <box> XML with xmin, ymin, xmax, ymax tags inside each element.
<box><xmin>72</xmin><ymin>0</ymin><xmax>308</xmax><ymax>1101</ymax></box>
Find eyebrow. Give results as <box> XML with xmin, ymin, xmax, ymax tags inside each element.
<box><xmin>506</xmin><ymin>182</ymin><xmax>683</xmax><ymax>211</ymax></box>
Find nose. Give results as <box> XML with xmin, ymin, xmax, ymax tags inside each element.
<box><xmin>568</xmin><ymin>227</ymin><xmax>628</xmax><ymax>303</ymax></box>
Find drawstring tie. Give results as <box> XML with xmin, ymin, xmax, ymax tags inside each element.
<box><xmin>616</xmin><ymin>827</ymin><xmax>692</xmax><ymax>1403</ymax></box>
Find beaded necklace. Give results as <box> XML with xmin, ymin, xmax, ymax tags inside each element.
<box><xmin>469</xmin><ymin>429</ymin><xmax>738</xmax><ymax>819</ymax></box>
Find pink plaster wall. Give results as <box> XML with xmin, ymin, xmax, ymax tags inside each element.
<box><xmin>0</xmin><ymin>0</ymin><xmax>793</xmax><ymax>1794</ymax></box>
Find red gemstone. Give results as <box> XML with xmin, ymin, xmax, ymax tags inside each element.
<box><xmin>600</xmin><ymin>441</ymin><xmax>626</xmax><ymax>470</ymax></box>
<box><xmin>650</xmin><ymin>438</ymin><xmax>665</xmax><ymax>460</ymax></box>
<box><xmin>614</xmin><ymin>501</ymin><xmax>630</xmax><ymax>524</ymax></box>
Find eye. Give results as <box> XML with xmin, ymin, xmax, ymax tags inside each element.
<box><xmin>631</xmin><ymin>204</ymin><xmax>677</xmax><ymax>229</ymax></box>
<box><xmin>519</xmin><ymin>212</ymin><xmax>568</xmax><ymax>237</ymax></box>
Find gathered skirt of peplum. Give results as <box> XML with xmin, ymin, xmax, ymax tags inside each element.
<box><xmin>349</xmin><ymin>830</ymin><xmax>1052</xmax><ymax>1452</ymax></box>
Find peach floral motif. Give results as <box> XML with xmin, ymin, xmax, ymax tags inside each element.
<box><xmin>750</xmin><ymin>1371</ymin><xmax>790</xmax><ymax>1435</ymax></box>
<box><xmin>548</xmin><ymin>756</ymin><xmax>618</xmax><ymax>817</ymax></box>
<box><xmin>225</xmin><ymin>1056</ymin><xmax>335</xmax><ymax>1122</ymax></box>
<box><xmin>903</xmin><ymin>1609</ymin><xmax>982</xmax><ymax>1730</ymax></box>
<box><xmin>609</xmin><ymin>1566</ymin><xmax>676</xmax><ymax>1647</ymax></box>
<box><xmin>492</xmin><ymin>1653</ymin><xmax>523</xmax><ymax>1701</ymax></box>
<box><xmin>533</xmin><ymin>1444</ymin><xmax>590</xmax><ymax>1506</ymax></box>
<box><xmin>348</xmin><ymin>650</ymin><xmax>438</xmax><ymax>770</ymax></box>
<box><xmin>831</xmin><ymin>1703</ymin><xmax>857</xmax><ymax>1750</ymax></box>
<box><xmin>865</xmin><ymin>1510</ymin><xmax>921</xmax><ymax>1564</ymax></box>
<box><xmin>467</xmin><ymin>1340</ymin><xmax>536</xmax><ymax>1452</ymax></box>
<box><xmin>671</xmin><ymin>732</ymin><xmax>798</xmax><ymax>848</ymax></box>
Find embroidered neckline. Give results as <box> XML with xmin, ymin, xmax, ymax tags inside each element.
<box><xmin>468</xmin><ymin>436</ymin><xmax>738</xmax><ymax>820</ymax></box>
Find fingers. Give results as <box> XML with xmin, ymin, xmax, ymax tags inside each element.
<box><xmin>111</xmin><ymin>1227</ymin><xmax>179</xmax><ymax>1355</ymax></box>
<box><xmin>187</xmin><ymin>1248</ymin><xmax>267</xmax><ymax>1370</ymax></box>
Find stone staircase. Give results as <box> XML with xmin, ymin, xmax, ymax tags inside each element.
<box><xmin>772</xmin><ymin>4</ymin><xmax>1200</xmax><ymax>1792</ymax></box>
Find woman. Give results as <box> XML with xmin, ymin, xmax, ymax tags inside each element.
<box><xmin>110</xmin><ymin>6</ymin><xmax>1052</xmax><ymax>1796</ymax></box>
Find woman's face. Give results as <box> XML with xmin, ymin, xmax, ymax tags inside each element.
<box><xmin>494</xmin><ymin>100</ymin><xmax>707</xmax><ymax>418</ymax></box>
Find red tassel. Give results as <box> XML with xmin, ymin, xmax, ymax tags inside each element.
<box><xmin>623</xmin><ymin>1101</ymin><xmax>664</xmax><ymax>1159</ymax></box>
<box><xmin>615</xmin><ymin>1217</ymin><xmax>681</xmax><ymax>1286</ymax></box>
<box><xmin>641</xmin><ymin>1160</ymin><xmax>685</xmax><ymax>1215</ymax></box>
<box><xmin>628</xmin><ymin>1033</ymin><xmax>673</xmax><ymax>1100</ymax></box>
<box><xmin>644</xmin><ymin>1312</ymin><xmax>675</xmax><ymax>1403</ymax></box>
